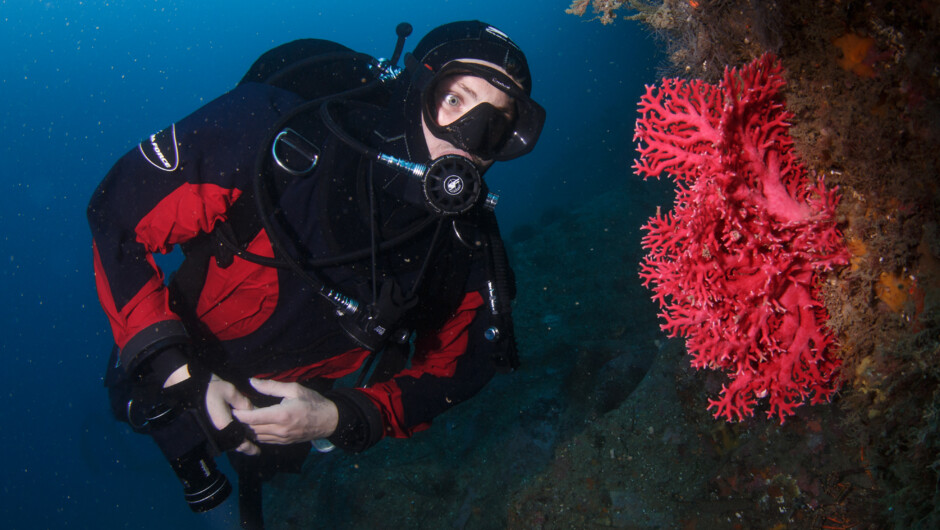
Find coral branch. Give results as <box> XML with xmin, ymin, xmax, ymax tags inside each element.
<box><xmin>635</xmin><ymin>54</ymin><xmax>849</xmax><ymax>423</ymax></box>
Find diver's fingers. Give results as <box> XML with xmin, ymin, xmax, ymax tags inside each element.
<box><xmin>235</xmin><ymin>439</ymin><xmax>261</xmax><ymax>455</ymax></box>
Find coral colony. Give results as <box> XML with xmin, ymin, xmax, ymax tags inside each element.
<box><xmin>634</xmin><ymin>54</ymin><xmax>849</xmax><ymax>423</ymax></box>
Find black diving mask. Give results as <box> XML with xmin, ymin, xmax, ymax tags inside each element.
<box><xmin>421</xmin><ymin>61</ymin><xmax>545</xmax><ymax>161</ymax></box>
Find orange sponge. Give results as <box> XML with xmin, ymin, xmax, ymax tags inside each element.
<box><xmin>833</xmin><ymin>33</ymin><xmax>877</xmax><ymax>78</ymax></box>
<box><xmin>875</xmin><ymin>271</ymin><xmax>912</xmax><ymax>312</ymax></box>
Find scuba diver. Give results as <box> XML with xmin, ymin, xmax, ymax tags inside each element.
<box><xmin>86</xmin><ymin>20</ymin><xmax>545</xmax><ymax>528</ymax></box>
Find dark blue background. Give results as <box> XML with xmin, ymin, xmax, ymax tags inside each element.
<box><xmin>0</xmin><ymin>1</ymin><xmax>659</xmax><ymax>528</ymax></box>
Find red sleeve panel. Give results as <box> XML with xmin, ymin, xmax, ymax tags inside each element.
<box><xmin>92</xmin><ymin>243</ymin><xmax>177</xmax><ymax>349</ymax></box>
<box><xmin>90</xmin><ymin>183</ymin><xmax>240</xmax><ymax>348</ymax></box>
<box><xmin>358</xmin><ymin>290</ymin><xmax>496</xmax><ymax>438</ymax></box>
<box><xmin>136</xmin><ymin>183</ymin><xmax>242</xmax><ymax>254</ymax></box>
<box><xmin>87</xmin><ymin>82</ymin><xmax>304</xmax><ymax>351</ymax></box>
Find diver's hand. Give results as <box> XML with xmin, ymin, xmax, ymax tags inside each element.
<box><xmin>232</xmin><ymin>378</ymin><xmax>339</xmax><ymax>445</ymax></box>
<box><xmin>205</xmin><ymin>374</ymin><xmax>261</xmax><ymax>455</ymax></box>
<box><xmin>164</xmin><ymin>367</ymin><xmax>260</xmax><ymax>456</ymax></box>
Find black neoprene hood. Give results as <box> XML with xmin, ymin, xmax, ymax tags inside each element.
<box><xmin>411</xmin><ymin>20</ymin><xmax>532</xmax><ymax>95</ymax></box>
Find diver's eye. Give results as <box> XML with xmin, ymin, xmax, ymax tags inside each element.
<box><xmin>443</xmin><ymin>93</ymin><xmax>460</xmax><ymax>107</ymax></box>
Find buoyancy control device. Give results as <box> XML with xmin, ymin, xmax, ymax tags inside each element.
<box><xmin>171</xmin><ymin>21</ymin><xmax>518</xmax><ymax>364</ymax></box>
<box><xmin>105</xmin><ymin>22</ymin><xmax>521</xmax><ymax>530</ymax></box>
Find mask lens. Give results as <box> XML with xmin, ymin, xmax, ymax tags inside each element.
<box><xmin>422</xmin><ymin>62</ymin><xmax>544</xmax><ymax>161</ymax></box>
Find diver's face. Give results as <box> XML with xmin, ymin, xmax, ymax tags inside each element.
<box><xmin>433</xmin><ymin>75</ymin><xmax>513</xmax><ymax>127</ymax></box>
<box><xmin>421</xmin><ymin>64</ymin><xmax>516</xmax><ymax>166</ymax></box>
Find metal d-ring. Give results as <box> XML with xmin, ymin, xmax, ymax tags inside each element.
<box><xmin>272</xmin><ymin>128</ymin><xmax>319</xmax><ymax>176</ymax></box>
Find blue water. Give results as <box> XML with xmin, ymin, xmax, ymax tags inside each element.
<box><xmin>0</xmin><ymin>1</ymin><xmax>659</xmax><ymax>528</ymax></box>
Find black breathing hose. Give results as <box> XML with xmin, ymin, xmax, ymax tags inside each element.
<box><xmin>250</xmin><ymin>65</ymin><xmax>387</xmax><ymax>314</ymax></box>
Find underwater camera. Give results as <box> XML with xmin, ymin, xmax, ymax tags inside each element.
<box><xmin>130</xmin><ymin>400</ymin><xmax>232</xmax><ymax>512</ymax></box>
<box><xmin>169</xmin><ymin>441</ymin><xmax>232</xmax><ymax>512</ymax></box>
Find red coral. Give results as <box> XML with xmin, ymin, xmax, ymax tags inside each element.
<box><xmin>634</xmin><ymin>54</ymin><xmax>849</xmax><ymax>423</ymax></box>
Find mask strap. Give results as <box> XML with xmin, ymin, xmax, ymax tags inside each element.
<box><xmin>404</xmin><ymin>53</ymin><xmax>436</xmax><ymax>93</ymax></box>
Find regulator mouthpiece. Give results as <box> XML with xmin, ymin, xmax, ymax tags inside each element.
<box><xmin>374</xmin><ymin>153</ymin><xmax>486</xmax><ymax>215</ymax></box>
<box><xmin>422</xmin><ymin>155</ymin><xmax>482</xmax><ymax>215</ymax></box>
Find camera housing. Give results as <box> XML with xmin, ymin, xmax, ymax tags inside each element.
<box><xmin>133</xmin><ymin>400</ymin><xmax>233</xmax><ymax>512</ymax></box>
